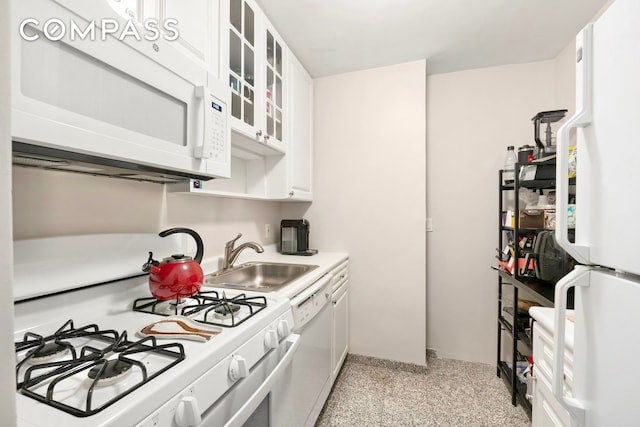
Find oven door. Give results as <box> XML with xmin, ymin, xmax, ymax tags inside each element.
<box><xmin>12</xmin><ymin>0</ymin><xmax>230</xmax><ymax>179</ymax></box>
<box><xmin>201</xmin><ymin>334</ymin><xmax>301</xmax><ymax>427</ymax></box>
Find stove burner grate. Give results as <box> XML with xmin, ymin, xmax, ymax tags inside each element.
<box><xmin>132</xmin><ymin>290</ymin><xmax>221</xmax><ymax>316</ymax></box>
<box><xmin>16</xmin><ymin>322</ymin><xmax>185</xmax><ymax>418</ymax></box>
<box><xmin>15</xmin><ymin>320</ymin><xmax>119</xmax><ymax>389</ymax></box>
<box><xmin>182</xmin><ymin>293</ymin><xmax>268</xmax><ymax>327</ymax></box>
<box><xmin>133</xmin><ymin>291</ymin><xmax>268</xmax><ymax>327</ymax></box>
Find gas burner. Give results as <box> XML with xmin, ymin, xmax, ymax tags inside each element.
<box><xmin>214</xmin><ymin>303</ymin><xmax>241</xmax><ymax>319</ymax></box>
<box><xmin>132</xmin><ymin>290</ymin><xmax>221</xmax><ymax>317</ymax></box>
<box><xmin>182</xmin><ymin>293</ymin><xmax>268</xmax><ymax>327</ymax></box>
<box><xmin>87</xmin><ymin>359</ymin><xmax>133</xmax><ymax>387</ymax></box>
<box><xmin>18</xmin><ymin>327</ymin><xmax>185</xmax><ymax>417</ymax></box>
<box><xmin>133</xmin><ymin>291</ymin><xmax>268</xmax><ymax>327</ymax></box>
<box><xmin>15</xmin><ymin>320</ymin><xmax>120</xmax><ymax>389</ymax></box>
<box><xmin>25</xmin><ymin>341</ymin><xmax>73</xmax><ymax>364</ymax></box>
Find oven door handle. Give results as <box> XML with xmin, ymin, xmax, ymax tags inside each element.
<box><xmin>224</xmin><ymin>333</ymin><xmax>301</xmax><ymax>427</ymax></box>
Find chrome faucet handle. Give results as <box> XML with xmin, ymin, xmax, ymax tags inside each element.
<box><xmin>223</xmin><ymin>233</ymin><xmax>244</xmax><ymax>270</ymax></box>
<box><xmin>226</xmin><ymin>233</ymin><xmax>243</xmax><ymax>249</ymax></box>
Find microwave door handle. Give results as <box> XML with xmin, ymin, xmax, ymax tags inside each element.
<box><xmin>194</xmin><ymin>85</ymin><xmax>212</xmax><ymax>159</ymax></box>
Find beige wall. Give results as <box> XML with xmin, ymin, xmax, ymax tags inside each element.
<box><xmin>425</xmin><ymin>50</ymin><xmax>576</xmax><ymax>363</ymax></box>
<box><xmin>554</xmin><ymin>40</ymin><xmax>577</xmax><ymax>119</ymax></box>
<box><xmin>283</xmin><ymin>60</ymin><xmax>427</xmax><ymax>365</ymax></box>
<box><xmin>12</xmin><ymin>167</ymin><xmax>282</xmax><ymax>259</ymax></box>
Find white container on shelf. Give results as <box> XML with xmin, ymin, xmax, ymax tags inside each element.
<box><xmin>503</xmin><ymin>146</ymin><xmax>518</xmax><ymax>184</ymax></box>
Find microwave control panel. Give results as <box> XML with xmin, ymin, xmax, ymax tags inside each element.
<box><xmin>208</xmin><ymin>95</ymin><xmax>227</xmax><ymax>161</ymax></box>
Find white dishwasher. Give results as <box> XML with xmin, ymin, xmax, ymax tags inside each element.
<box><xmin>272</xmin><ymin>274</ymin><xmax>333</xmax><ymax>427</ymax></box>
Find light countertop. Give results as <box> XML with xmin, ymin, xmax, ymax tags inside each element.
<box><xmin>529</xmin><ymin>306</ymin><xmax>575</xmax><ymax>350</ymax></box>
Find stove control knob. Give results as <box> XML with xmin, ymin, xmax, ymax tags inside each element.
<box><xmin>174</xmin><ymin>396</ymin><xmax>201</xmax><ymax>427</ymax></box>
<box><xmin>277</xmin><ymin>319</ymin><xmax>291</xmax><ymax>338</ymax></box>
<box><xmin>229</xmin><ymin>355</ymin><xmax>249</xmax><ymax>381</ymax></box>
<box><xmin>264</xmin><ymin>329</ymin><xmax>278</xmax><ymax>349</ymax></box>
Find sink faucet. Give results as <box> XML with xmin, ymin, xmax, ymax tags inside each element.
<box><xmin>223</xmin><ymin>233</ymin><xmax>264</xmax><ymax>270</ymax></box>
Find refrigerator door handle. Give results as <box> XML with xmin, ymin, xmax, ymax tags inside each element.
<box><xmin>556</xmin><ymin>24</ymin><xmax>593</xmax><ymax>265</ymax></box>
<box><xmin>553</xmin><ymin>266</ymin><xmax>589</xmax><ymax>424</ymax></box>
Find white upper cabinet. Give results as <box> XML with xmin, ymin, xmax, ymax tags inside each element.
<box><xmin>263</xmin><ymin>20</ymin><xmax>286</xmax><ymax>152</ymax></box>
<box><xmin>167</xmin><ymin>0</ymin><xmax>313</xmax><ymax>200</ymax></box>
<box><xmin>222</xmin><ymin>0</ymin><xmax>286</xmax><ymax>154</ymax></box>
<box><xmin>286</xmin><ymin>54</ymin><xmax>313</xmax><ymax>200</ymax></box>
<box><xmin>226</xmin><ymin>0</ymin><xmax>257</xmax><ymax>137</ymax></box>
<box><xmin>145</xmin><ymin>0</ymin><xmax>219</xmax><ymax>74</ymax></box>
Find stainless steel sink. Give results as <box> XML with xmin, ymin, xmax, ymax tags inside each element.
<box><xmin>204</xmin><ymin>262</ymin><xmax>319</xmax><ymax>292</ymax></box>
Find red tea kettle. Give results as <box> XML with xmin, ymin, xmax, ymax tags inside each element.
<box><xmin>142</xmin><ymin>228</ymin><xmax>204</xmax><ymax>301</ymax></box>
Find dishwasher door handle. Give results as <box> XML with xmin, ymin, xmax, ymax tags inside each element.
<box><xmin>291</xmin><ymin>274</ymin><xmax>333</xmax><ymax>308</ymax></box>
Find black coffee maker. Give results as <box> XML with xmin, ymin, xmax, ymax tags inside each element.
<box><xmin>280</xmin><ymin>219</ymin><xmax>316</xmax><ymax>255</ymax></box>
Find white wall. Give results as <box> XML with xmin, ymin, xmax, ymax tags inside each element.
<box><xmin>425</xmin><ymin>51</ymin><xmax>576</xmax><ymax>363</ymax></box>
<box><xmin>554</xmin><ymin>40</ymin><xmax>577</xmax><ymax>119</ymax></box>
<box><xmin>12</xmin><ymin>167</ymin><xmax>282</xmax><ymax>259</ymax></box>
<box><xmin>283</xmin><ymin>60</ymin><xmax>427</xmax><ymax>366</ymax></box>
<box><xmin>0</xmin><ymin>0</ymin><xmax>17</xmax><ymax>423</ymax></box>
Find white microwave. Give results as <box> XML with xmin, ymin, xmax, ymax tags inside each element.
<box><xmin>11</xmin><ymin>0</ymin><xmax>230</xmax><ymax>183</ymax></box>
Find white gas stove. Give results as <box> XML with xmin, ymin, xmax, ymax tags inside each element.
<box><xmin>12</xmin><ymin>234</ymin><xmax>298</xmax><ymax>427</ymax></box>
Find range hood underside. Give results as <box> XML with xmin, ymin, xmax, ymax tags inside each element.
<box><xmin>12</xmin><ymin>141</ymin><xmax>214</xmax><ymax>184</ymax></box>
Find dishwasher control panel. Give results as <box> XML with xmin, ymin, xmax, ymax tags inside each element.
<box><xmin>291</xmin><ymin>274</ymin><xmax>333</xmax><ymax>329</ymax></box>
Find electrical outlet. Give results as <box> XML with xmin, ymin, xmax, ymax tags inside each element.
<box><xmin>264</xmin><ymin>224</ymin><xmax>272</xmax><ymax>239</ymax></box>
<box><xmin>426</xmin><ymin>218</ymin><xmax>433</xmax><ymax>232</ymax></box>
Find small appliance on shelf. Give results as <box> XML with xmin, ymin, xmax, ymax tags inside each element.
<box><xmin>280</xmin><ymin>219</ymin><xmax>317</xmax><ymax>256</ymax></box>
<box><xmin>531</xmin><ymin>109</ymin><xmax>568</xmax><ymax>159</ymax></box>
<box><xmin>517</xmin><ymin>110</ymin><xmax>568</xmax><ymax>183</ymax></box>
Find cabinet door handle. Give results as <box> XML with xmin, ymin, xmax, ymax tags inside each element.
<box><xmin>256</xmin><ymin>130</ymin><xmax>263</xmax><ymax>139</ymax></box>
<box><xmin>526</xmin><ymin>374</ymin><xmax>536</xmax><ymax>402</ymax></box>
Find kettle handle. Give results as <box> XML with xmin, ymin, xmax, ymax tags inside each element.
<box><xmin>159</xmin><ymin>228</ymin><xmax>204</xmax><ymax>264</ymax></box>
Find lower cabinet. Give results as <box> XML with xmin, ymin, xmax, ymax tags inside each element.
<box><xmin>532</xmin><ymin>376</ymin><xmax>571</xmax><ymax>427</ymax></box>
<box><xmin>530</xmin><ymin>309</ymin><xmax>573</xmax><ymax>427</ymax></box>
<box><xmin>330</xmin><ymin>261</ymin><xmax>349</xmax><ymax>380</ymax></box>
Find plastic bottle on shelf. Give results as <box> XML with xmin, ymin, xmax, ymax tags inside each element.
<box><xmin>503</xmin><ymin>146</ymin><xmax>518</xmax><ymax>184</ymax></box>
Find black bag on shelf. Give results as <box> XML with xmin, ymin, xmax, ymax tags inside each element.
<box><xmin>533</xmin><ymin>231</ymin><xmax>574</xmax><ymax>282</ymax></box>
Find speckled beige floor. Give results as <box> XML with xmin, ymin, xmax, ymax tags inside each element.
<box><xmin>316</xmin><ymin>355</ymin><xmax>530</xmax><ymax>427</ymax></box>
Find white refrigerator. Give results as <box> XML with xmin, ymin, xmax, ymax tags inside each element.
<box><xmin>547</xmin><ymin>0</ymin><xmax>640</xmax><ymax>425</ymax></box>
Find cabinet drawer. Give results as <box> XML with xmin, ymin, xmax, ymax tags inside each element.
<box><xmin>330</xmin><ymin>261</ymin><xmax>349</xmax><ymax>294</ymax></box>
<box><xmin>533</xmin><ymin>373</ymin><xmax>571</xmax><ymax>427</ymax></box>
<box><xmin>532</xmin><ymin>323</ymin><xmax>573</xmax><ymax>395</ymax></box>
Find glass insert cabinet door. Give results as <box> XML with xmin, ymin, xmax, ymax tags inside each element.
<box><xmin>229</xmin><ymin>0</ymin><xmax>255</xmax><ymax>127</ymax></box>
<box><xmin>265</xmin><ymin>28</ymin><xmax>283</xmax><ymax>143</ymax></box>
